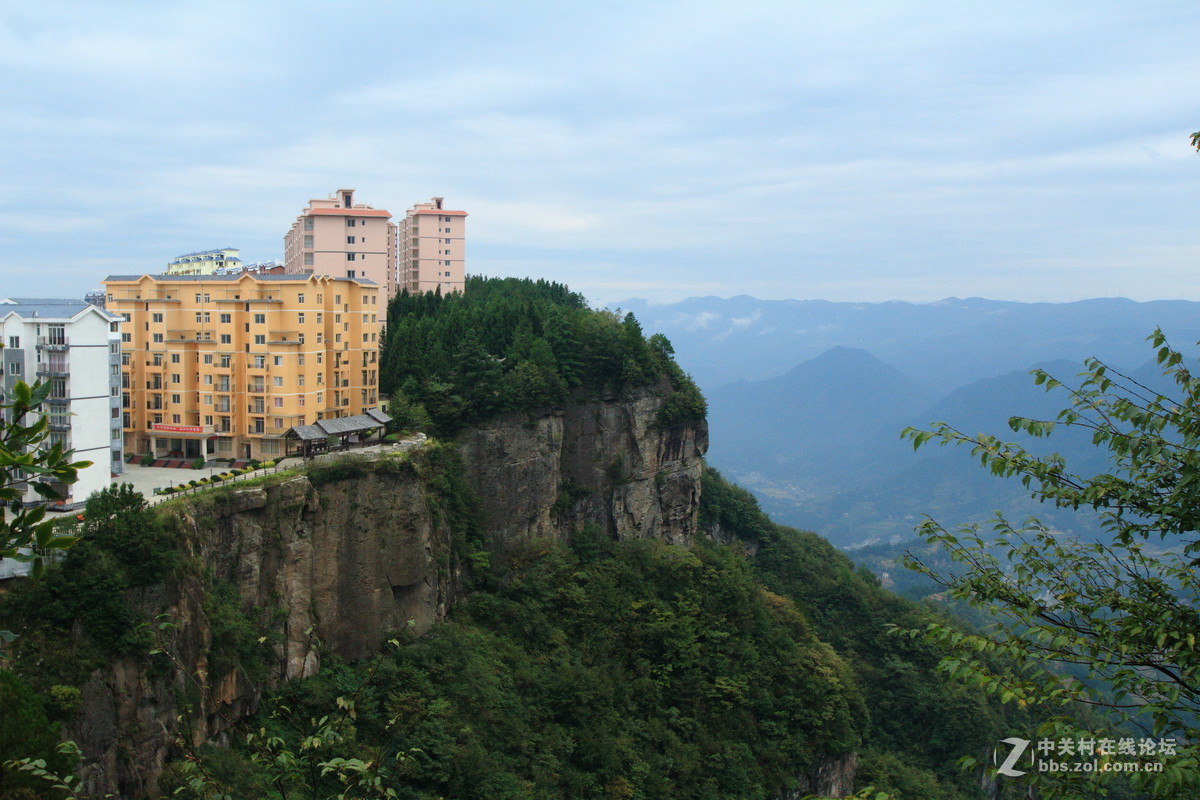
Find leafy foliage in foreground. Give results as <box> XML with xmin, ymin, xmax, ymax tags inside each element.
<box><xmin>381</xmin><ymin>277</ymin><xmax>705</xmax><ymax>435</ymax></box>
<box><xmin>900</xmin><ymin>329</ymin><xmax>1200</xmax><ymax>798</ymax></box>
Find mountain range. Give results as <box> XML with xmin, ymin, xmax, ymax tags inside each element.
<box><xmin>621</xmin><ymin>295</ymin><xmax>1198</xmax><ymax>548</ymax></box>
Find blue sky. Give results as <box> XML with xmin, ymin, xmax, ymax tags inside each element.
<box><xmin>1</xmin><ymin>1</ymin><xmax>1197</xmax><ymax>304</ymax></box>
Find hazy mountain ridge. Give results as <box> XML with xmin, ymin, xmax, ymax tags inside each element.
<box><xmin>619</xmin><ymin>295</ymin><xmax>1200</xmax><ymax>395</ymax></box>
<box><xmin>638</xmin><ymin>295</ymin><xmax>1197</xmax><ymax>548</ymax></box>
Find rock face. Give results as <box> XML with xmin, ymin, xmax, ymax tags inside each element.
<box><xmin>68</xmin><ymin>461</ymin><xmax>456</xmax><ymax>797</ymax></box>
<box><xmin>66</xmin><ymin>389</ymin><xmax>708</xmax><ymax>797</ymax></box>
<box><xmin>457</xmin><ymin>383</ymin><xmax>708</xmax><ymax>546</ymax></box>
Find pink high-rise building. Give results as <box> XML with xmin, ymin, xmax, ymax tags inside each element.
<box><xmin>284</xmin><ymin>189</ymin><xmax>398</xmax><ymax>302</ymax></box>
<box><xmin>398</xmin><ymin>197</ymin><xmax>467</xmax><ymax>295</ymax></box>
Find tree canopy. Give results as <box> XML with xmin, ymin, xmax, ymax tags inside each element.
<box><xmin>381</xmin><ymin>277</ymin><xmax>705</xmax><ymax>435</ymax></box>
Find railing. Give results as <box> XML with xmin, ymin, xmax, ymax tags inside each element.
<box><xmin>36</xmin><ymin>336</ymin><xmax>69</xmax><ymax>350</ymax></box>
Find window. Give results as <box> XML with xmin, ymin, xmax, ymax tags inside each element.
<box><xmin>172</xmin><ymin>414</ymin><xmax>181</xmax><ymax>424</ymax></box>
<box><xmin>152</xmin><ymin>333</ymin><xmax>163</xmax><ymax>343</ymax></box>
<box><xmin>254</xmin><ymin>334</ymin><xmax>265</xmax><ymax>345</ymax></box>
<box><xmin>347</xmin><ymin>219</ymin><xmax>356</xmax><ymax>228</ymax></box>
<box><xmin>316</xmin><ymin>313</ymin><xmax>323</xmax><ymax>323</ymax></box>
<box><xmin>335</xmin><ymin>314</ymin><xmax>342</xmax><ymax>323</ymax></box>
<box><xmin>335</xmin><ymin>295</ymin><xmax>341</xmax><ymax>304</ymax></box>
<box><xmin>220</xmin><ymin>313</ymin><xmax>231</xmax><ymax>323</ymax></box>
<box><xmin>203</xmin><ymin>294</ymin><xmax>210</xmax><ymax>303</ymax></box>
<box><xmin>316</xmin><ymin>294</ymin><xmax>323</xmax><ymax>303</ymax></box>
<box><xmin>171</xmin><ymin>353</ymin><xmax>180</xmax><ymax>363</ymax></box>
<box><xmin>317</xmin><ymin>392</ymin><xmax>323</xmax><ymax>404</ymax></box>
<box><xmin>316</xmin><ymin>333</ymin><xmax>323</xmax><ymax>344</ymax></box>
<box><xmin>219</xmin><ymin>355</ymin><xmax>231</xmax><ymax>368</ymax></box>
<box><xmin>152</xmin><ymin>313</ymin><xmax>163</xmax><ymax>323</ymax></box>
<box><xmin>298</xmin><ymin>312</ymin><xmax>305</xmax><ymax>324</ymax></box>
<box><xmin>253</xmin><ymin>355</ymin><xmax>266</xmax><ymax>368</ymax></box>
<box><xmin>298</xmin><ymin>375</ymin><xmax>305</xmax><ymax>386</ymax></box>
<box><xmin>205</xmin><ymin>375</ymin><xmax>213</xmax><ymax>385</ymax></box>
<box><xmin>254</xmin><ymin>313</ymin><xmax>265</xmax><ymax>324</ymax></box>
<box><xmin>316</xmin><ymin>353</ymin><xmax>322</xmax><ymax>364</ymax></box>
<box><xmin>346</xmin><ymin>253</ymin><xmax>356</xmax><ymax>261</ymax></box>
<box><xmin>273</xmin><ymin>356</ymin><xmax>283</xmax><ymax>366</ymax></box>
<box><xmin>304</xmin><ymin>253</ymin><xmax>313</xmax><ymax>266</ymax></box>
<box><xmin>274</xmin><ymin>376</ymin><xmax>283</xmax><ymax>387</ymax></box>
<box><xmin>347</xmin><ymin>270</ymin><xmax>356</xmax><ymax>279</ymax></box>
<box><xmin>203</xmin><ymin>354</ymin><xmax>213</xmax><ymax>364</ymax></box>
<box><xmin>298</xmin><ymin>293</ymin><xmax>305</xmax><ymax>304</ymax></box>
<box><xmin>195</xmin><ymin>313</ymin><xmax>203</xmax><ymax>323</ymax></box>
<box><xmin>346</xmin><ymin>236</ymin><xmax>356</xmax><ymax>244</ymax></box>
<box><xmin>297</xmin><ymin>354</ymin><xmax>305</xmax><ymax>366</ymax></box>
<box><xmin>195</xmin><ymin>294</ymin><xmax>201</xmax><ymax>302</ymax></box>
<box><xmin>204</xmin><ymin>395</ymin><xmax>212</xmax><ymax>405</ymax></box>
<box><xmin>171</xmin><ymin>394</ymin><xmax>181</xmax><ymax>403</ymax></box>
<box><xmin>303</xmin><ymin>235</ymin><xmax>313</xmax><ymax>248</ymax></box>
<box><xmin>171</xmin><ymin>374</ymin><xmax>181</xmax><ymax>384</ymax></box>
<box><xmin>274</xmin><ymin>397</ymin><xmax>283</xmax><ymax>407</ymax></box>
<box><xmin>220</xmin><ymin>334</ymin><xmax>231</xmax><ymax>344</ymax></box>
<box><xmin>6</xmin><ymin>336</ymin><xmax>19</xmax><ymax>349</ymax></box>
<box><xmin>298</xmin><ymin>396</ymin><xmax>305</xmax><ymax>406</ymax></box>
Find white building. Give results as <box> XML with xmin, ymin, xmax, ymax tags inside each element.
<box><xmin>0</xmin><ymin>298</ymin><xmax>124</xmax><ymax>509</ymax></box>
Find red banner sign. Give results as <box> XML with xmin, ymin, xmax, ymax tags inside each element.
<box><xmin>153</xmin><ymin>424</ymin><xmax>205</xmax><ymax>434</ymax></box>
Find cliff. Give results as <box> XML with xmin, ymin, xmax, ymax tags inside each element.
<box><xmin>62</xmin><ymin>387</ymin><xmax>708</xmax><ymax>797</ymax></box>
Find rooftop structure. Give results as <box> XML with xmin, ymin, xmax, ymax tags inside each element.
<box><xmin>166</xmin><ymin>248</ymin><xmax>243</xmax><ymax>276</ymax></box>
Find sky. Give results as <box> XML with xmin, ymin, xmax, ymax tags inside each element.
<box><xmin>1</xmin><ymin>1</ymin><xmax>1197</xmax><ymax>306</ymax></box>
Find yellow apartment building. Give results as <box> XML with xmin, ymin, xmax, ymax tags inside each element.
<box><xmin>103</xmin><ymin>272</ymin><xmax>381</xmax><ymax>461</ymax></box>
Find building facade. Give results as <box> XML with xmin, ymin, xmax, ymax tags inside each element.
<box><xmin>103</xmin><ymin>273</ymin><xmax>381</xmax><ymax>462</ymax></box>
<box><xmin>283</xmin><ymin>189</ymin><xmax>398</xmax><ymax>303</ymax></box>
<box><xmin>398</xmin><ymin>197</ymin><xmax>467</xmax><ymax>295</ymax></box>
<box><xmin>166</xmin><ymin>248</ymin><xmax>243</xmax><ymax>275</ymax></box>
<box><xmin>0</xmin><ymin>298</ymin><xmax>124</xmax><ymax>509</ymax></box>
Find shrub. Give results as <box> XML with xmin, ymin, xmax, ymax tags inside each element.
<box><xmin>191</xmin><ymin>457</ymin><xmax>205</xmax><ymax>470</ymax></box>
<box><xmin>188</xmin><ymin>480</ymin><xmax>198</xmax><ymax>488</ymax></box>
<box><xmin>139</xmin><ymin>453</ymin><xmax>155</xmax><ymax>467</ymax></box>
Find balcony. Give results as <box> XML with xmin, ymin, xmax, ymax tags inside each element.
<box><xmin>45</xmin><ymin>396</ymin><xmax>70</xmax><ymax>406</ymax></box>
<box><xmin>36</xmin><ymin>336</ymin><xmax>69</xmax><ymax>351</ymax></box>
<box><xmin>35</xmin><ymin>365</ymin><xmax>70</xmax><ymax>378</ymax></box>
<box><xmin>268</xmin><ymin>330</ymin><xmax>302</xmax><ymax>345</ymax></box>
<box><xmin>166</xmin><ymin>330</ymin><xmax>212</xmax><ymax>343</ymax></box>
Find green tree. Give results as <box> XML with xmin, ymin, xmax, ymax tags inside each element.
<box><xmin>902</xmin><ymin>329</ymin><xmax>1200</xmax><ymax>798</ymax></box>
<box><xmin>0</xmin><ymin>379</ymin><xmax>90</xmax><ymax>574</ymax></box>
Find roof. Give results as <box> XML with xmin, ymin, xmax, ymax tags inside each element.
<box><xmin>103</xmin><ymin>273</ymin><xmax>377</xmax><ymax>286</ymax></box>
<box><xmin>409</xmin><ymin>209</ymin><xmax>467</xmax><ymax>216</ymax></box>
<box><xmin>286</xmin><ymin>410</ymin><xmax>394</xmax><ymax>441</ymax></box>
<box><xmin>305</xmin><ymin>208</ymin><xmax>392</xmax><ymax>218</ymax></box>
<box><xmin>0</xmin><ymin>298</ymin><xmax>121</xmax><ymax>323</ymax></box>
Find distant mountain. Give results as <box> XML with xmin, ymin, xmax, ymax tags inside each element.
<box><xmin>711</xmin><ymin>357</ymin><xmax>1120</xmax><ymax>548</ymax></box>
<box><xmin>707</xmin><ymin>346</ymin><xmax>932</xmax><ymax>485</ymax></box>
<box><xmin>618</xmin><ymin>295</ymin><xmax>1200</xmax><ymax>396</ymax></box>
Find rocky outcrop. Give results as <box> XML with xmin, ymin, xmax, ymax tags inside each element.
<box><xmin>457</xmin><ymin>382</ymin><xmax>708</xmax><ymax>546</ymax></box>
<box><xmin>67</xmin><ymin>456</ymin><xmax>457</xmax><ymax>797</ymax></box>
<box><xmin>776</xmin><ymin>752</ymin><xmax>858</xmax><ymax>800</ymax></box>
<box><xmin>65</xmin><ymin>387</ymin><xmax>708</xmax><ymax>797</ymax></box>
